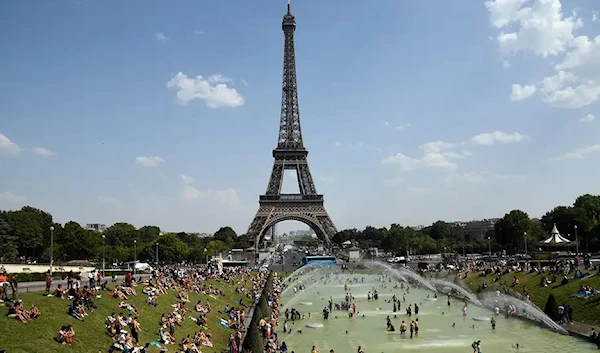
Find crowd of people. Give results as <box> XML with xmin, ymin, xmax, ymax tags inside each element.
<box><xmin>1</xmin><ymin>263</ymin><xmax>276</xmax><ymax>353</ymax></box>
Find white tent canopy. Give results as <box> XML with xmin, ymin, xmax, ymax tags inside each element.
<box><xmin>540</xmin><ymin>223</ymin><xmax>573</xmax><ymax>246</ymax></box>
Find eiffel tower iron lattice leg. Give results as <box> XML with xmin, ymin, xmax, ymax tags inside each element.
<box><xmin>247</xmin><ymin>3</ymin><xmax>337</xmax><ymax>249</ymax></box>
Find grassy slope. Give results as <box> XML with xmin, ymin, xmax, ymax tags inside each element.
<box><xmin>1</xmin><ymin>277</ymin><xmax>253</xmax><ymax>353</ymax></box>
<box><xmin>462</xmin><ymin>270</ymin><xmax>600</xmax><ymax>326</ymax></box>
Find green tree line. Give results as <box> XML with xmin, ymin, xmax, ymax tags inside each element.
<box><xmin>0</xmin><ymin>206</ymin><xmax>250</xmax><ymax>264</ymax></box>
<box><xmin>1</xmin><ymin>193</ymin><xmax>598</xmax><ymax>263</ymax></box>
<box><xmin>331</xmin><ymin>193</ymin><xmax>600</xmax><ymax>255</ymax></box>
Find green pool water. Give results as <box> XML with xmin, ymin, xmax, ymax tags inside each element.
<box><xmin>279</xmin><ymin>273</ymin><xmax>596</xmax><ymax>353</ymax></box>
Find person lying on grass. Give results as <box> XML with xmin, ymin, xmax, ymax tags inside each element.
<box><xmin>119</xmin><ymin>301</ymin><xmax>139</xmax><ymax>315</ymax></box>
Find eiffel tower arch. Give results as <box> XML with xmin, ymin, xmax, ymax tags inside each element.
<box><xmin>247</xmin><ymin>3</ymin><xmax>337</xmax><ymax>249</ymax></box>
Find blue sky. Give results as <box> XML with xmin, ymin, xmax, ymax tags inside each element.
<box><xmin>1</xmin><ymin>0</ymin><xmax>600</xmax><ymax>235</ymax></box>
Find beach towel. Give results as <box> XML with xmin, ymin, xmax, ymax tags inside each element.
<box><xmin>572</xmin><ymin>291</ymin><xmax>599</xmax><ymax>299</ymax></box>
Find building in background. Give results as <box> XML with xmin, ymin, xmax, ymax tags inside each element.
<box><xmin>86</xmin><ymin>223</ymin><xmax>107</xmax><ymax>232</ymax></box>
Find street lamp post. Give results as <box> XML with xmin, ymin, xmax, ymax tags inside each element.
<box><xmin>155</xmin><ymin>243</ymin><xmax>159</xmax><ymax>265</ymax></box>
<box><xmin>102</xmin><ymin>234</ymin><xmax>106</xmax><ymax>277</ymax></box>
<box><xmin>524</xmin><ymin>232</ymin><xmax>528</xmax><ymax>257</ymax></box>
<box><xmin>487</xmin><ymin>237</ymin><xmax>491</xmax><ymax>267</ymax></box>
<box><xmin>133</xmin><ymin>239</ymin><xmax>137</xmax><ymax>276</ymax></box>
<box><xmin>574</xmin><ymin>225</ymin><xmax>579</xmax><ymax>267</ymax></box>
<box><xmin>204</xmin><ymin>248</ymin><xmax>208</xmax><ymax>264</ymax></box>
<box><xmin>49</xmin><ymin>226</ymin><xmax>54</xmax><ymax>275</ymax></box>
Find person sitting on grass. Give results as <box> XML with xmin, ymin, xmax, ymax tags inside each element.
<box><xmin>13</xmin><ymin>300</ymin><xmax>32</xmax><ymax>323</ymax></box>
<box><xmin>178</xmin><ymin>291</ymin><xmax>190</xmax><ymax>302</ymax></box>
<box><xmin>147</xmin><ymin>295</ymin><xmax>158</xmax><ymax>307</ymax></box>
<box><xmin>68</xmin><ymin>303</ymin><xmax>84</xmax><ymax>321</ymax></box>
<box><xmin>159</xmin><ymin>325</ymin><xmax>176</xmax><ymax>345</ymax></box>
<box><xmin>181</xmin><ymin>336</ymin><xmax>201</xmax><ymax>353</ymax></box>
<box><xmin>56</xmin><ymin>325</ymin><xmax>75</xmax><ymax>345</ymax></box>
<box><xmin>55</xmin><ymin>284</ymin><xmax>66</xmax><ymax>299</ymax></box>
<box><xmin>29</xmin><ymin>304</ymin><xmax>41</xmax><ymax>318</ymax></box>
<box><xmin>112</xmin><ymin>286</ymin><xmax>129</xmax><ymax>300</ymax></box>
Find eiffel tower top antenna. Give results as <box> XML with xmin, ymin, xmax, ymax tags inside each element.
<box><xmin>279</xmin><ymin>0</ymin><xmax>301</xmax><ymax>149</ymax></box>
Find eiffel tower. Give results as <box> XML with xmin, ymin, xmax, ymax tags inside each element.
<box><xmin>247</xmin><ymin>2</ymin><xmax>337</xmax><ymax>249</ymax></box>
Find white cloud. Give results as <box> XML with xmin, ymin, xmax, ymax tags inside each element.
<box><xmin>384</xmin><ymin>121</ymin><xmax>411</xmax><ymax>131</ymax></box>
<box><xmin>96</xmin><ymin>196</ymin><xmax>121</xmax><ymax>206</ymax></box>
<box><xmin>383</xmin><ymin>140</ymin><xmax>463</xmax><ymax>172</ymax></box>
<box><xmin>579</xmin><ymin>114</ymin><xmax>595</xmax><ymax>123</ymax></box>
<box><xmin>135</xmin><ymin>156</ymin><xmax>165</xmax><ymax>167</ymax></box>
<box><xmin>554</xmin><ymin>144</ymin><xmax>600</xmax><ymax>160</ymax></box>
<box><xmin>470</xmin><ymin>131</ymin><xmax>528</xmax><ymax>145</ymax></box>
<box><xmin>334</xmin><ymin>141</ymin><xmax>341</xmax><ymax>147</ymax></box>
<box><xmin>155</xmin><ymin>32</ymin><xmax>168</xmax><ymax>41</ymax></box>
<box><xmin>167</xmin><ymin>72</ymin><xmax>245</xmax><ymax>109</ymax></box>
<box><xmin>319</xmin><ymin>176</ymin><xmax>336</xmax><ymax>183</ymax></box>
<box><xmin>593</xmin><ymin>11</ymin><xmax>599</xmax><ymax>23</ymax></box>
<box><xmin>0</xmin><ymin>132</ymin><xmax>23</xmax><ymax>155</ymax></box>
<box><xmin>347</xmin><ymin>142</ymin><xmax>364</xmax><ymax>148</ymax></box>
<box><xmin>487</xmin><ymin>0</ymin><xmax>600</xmax><ymax>109</ymax></box>
<box><xmin>33</xmin><ymin>147</ymin><xmax>56</xmax><ymax>157</ymax></box>
<box><xmin>241</xmin><ymin>79</ymin><xmax>248</xmax><ymax>86</ymax></box>
<box><xmin>195</xmin><ymin>29</ymin><xmax>204</xmax><ymax>35</ymax></box>
<box><xmin>485</xmin><ymin>0</ymin><xmax>582</xmax><ymax>57</ymax></box>
<box><xmin>181</xmin><ymin>185</ymin><xmax>240</xmax><ymax>209</ymax></box>
<box><xmin>510</xmin><ymin>84</ymin><xmax>536</xmax><ymax>100</ymax></box>
<box><xmin>180</xmin><ymin>174</ymin><xmax>196</xmax><ymax>184</ymax></box>
<box><xmin>0</xmin><ymin>191</ymin><xmax>26</xmax><ymax>203</ymax></box>
<box><xmin>419</xmin><ymin>140</ymin><xmax>454</xmax><ymax>153</ymax></box>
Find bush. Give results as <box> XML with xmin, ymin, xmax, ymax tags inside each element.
<box><xmin>544</xmin><ymin>293</ymin><xmax>558</xmax><ymax>320</ymax></box>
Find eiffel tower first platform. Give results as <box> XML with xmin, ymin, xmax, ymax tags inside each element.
<box><xmin>247</xmin><ymin>3</ymin><xmax>337</xmax><ymax>249</ymax></box>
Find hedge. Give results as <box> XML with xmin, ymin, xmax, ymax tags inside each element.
<box><xmin>242</xmin><ymin>271</ymin><xmax>275</xmax><ymax>353</ymax></box>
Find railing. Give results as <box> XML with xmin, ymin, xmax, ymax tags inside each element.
<box><xmin>260</xmin><ymin>194</ymin><xmax>323</xmax><ymax>202</ymax></box>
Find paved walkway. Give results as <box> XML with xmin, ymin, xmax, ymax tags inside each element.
<box><xmin>562</xmin><ymin>321</ymin><xmax>594</xmax><ymax>339</ymax></box>
<box><xmin>9</xmin><ymin>274</ymin><xmax>152</xmax><ymax>294</ymax></box>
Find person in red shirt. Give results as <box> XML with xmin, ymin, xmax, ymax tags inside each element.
<box><xmin>125</xmin><ymin>272</ymin><xmax>133</xmax><ymax>287</ymax></box>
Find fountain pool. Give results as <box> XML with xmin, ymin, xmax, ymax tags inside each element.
<box><xmin>279</xmin><ymin>270</ymin><xmax>595</xmax><ymax>352</ymax></box>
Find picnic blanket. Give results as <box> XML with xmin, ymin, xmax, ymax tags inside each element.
<box><xmin>572</xmin><ymin>291</ymin><xmax>599</xmax><ymax>299</ymax></box>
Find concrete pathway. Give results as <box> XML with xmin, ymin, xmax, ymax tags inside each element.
<box><xmin>8</xmin><ymin>274</ymin><xmax>152</xmax><ymax>294</ymax></box>
<box><xmin>562</xmin><ymin>320</ymin><xmax>594</xmax><ymax>339</ymax></box>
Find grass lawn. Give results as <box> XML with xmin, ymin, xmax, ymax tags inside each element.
<box><xmin>1</xmin><ymin>276</ymin><xmax>254</xmax><ymax>353</ymax></box>
<box><xmin>461</xmin><ymin>270</ymin><xmax>600</xmax><ymax>326</ymax></box>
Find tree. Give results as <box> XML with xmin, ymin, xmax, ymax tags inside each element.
<box><xmin>59</xmin><ymin>221</ymin><xmax>100</xmax><ymax>261</ymax></box>
<box><xmin>137</xmin><ymin>226</ymin><xmax>161</xmax><ymax>244</ymax></box>
<box><xmin>494</xmin><ymin>210</ymin><xmax>532</xmax><ymax>252</ymax></box>
<box><xmin>141</xmin><ymin>233</ymin><xmax>190</xmax><ymax>262</ymax></box>
<box><xmin>213</xmin><ymin>226</ymin><xmax>237</xmax><ymax>246</ymax></box>
<box><xmin>105</xmin><ymin>222</ymin><xmax>138</xmax><ymax>247</ymax></box>
<box><xmin>0</xmin><ymin>219</ymin><xmax>18</xmax><ymax>262</ymax></box>
<box><xmin>430</xmin><ymin>221</ymin><xmax>452</xmax><ymax>240</ymax></box>
<box><xmin>206</xmin><ymin>240</ymin><xmax>228</xmax><ymax>257</ymax></box>
<box><xmin>232</xmin><ymin>234</ymin><xmax>251</xmax><ymax>249</ymax></box>
<box><xmin>544</xmin><ymin>293</ymin><xmax>558</xmax><ymax>320</ymax></box>
<box><xmin>3</xmin><ymin>207</ymin><xmax>49</xmax><ymax>258</ymax></box>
